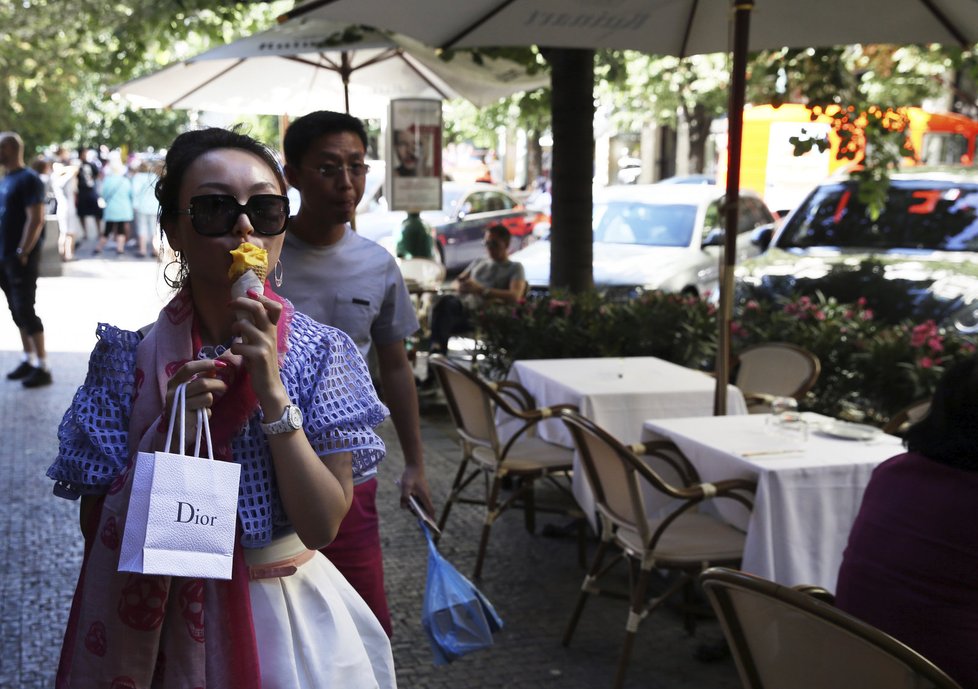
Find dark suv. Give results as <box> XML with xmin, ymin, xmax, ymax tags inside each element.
<box><xmin>736</xmin><ymin>171</ymin><xmax>978</xmax><ymax>332</ymax></box>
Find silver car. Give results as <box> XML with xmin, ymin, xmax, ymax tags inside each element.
<box><xmin>510</xmin><ymin>184</ymin><xmax>777</xmax><ymax>297</ymax></box>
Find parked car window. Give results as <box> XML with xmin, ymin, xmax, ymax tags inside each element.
<box><xmin>778</xmin><ymin>182</ymin><xmax>978</xmax><ymax>251</ymax></box>
<box><xmin>920</xmin><ymin>132</ymin><xmax>970</xmax><ymax>166</ymax></box>
<box><xmin>594</xmin><ymin>201</ymin><xmax>697</xmax><ymax>247</ymax></box>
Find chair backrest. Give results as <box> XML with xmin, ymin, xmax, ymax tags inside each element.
<box><xmin>561</xmin><ymin>410</ymin><xmax>696</xmax><ymax>547</ymax></box>
<box><xmin>429</xmin><ymin>355</ymin><xmax>499</xmax><ymax>452</ymax></box>
<box><xmin>398</xmin><ymin>257</ymin><xmax>446</xmax><ymax>289</ymax></box>
<box><xmin>700</xmin><ymin>568</ymin><xmax>963</xmax><ymax>689</ymax></box>
<box><xmin>883</xmin><ymin>398</ymin><xmax>931</xmax><ymax>435</ymax></box>
<box><xmin>735</xmin><ymin>342</ymin><xmax>821</xmax><ymax>399</ymax></box>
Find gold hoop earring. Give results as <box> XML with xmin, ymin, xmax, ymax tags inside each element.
<box><xmin>274</xmin><ymin>260</ymin><xmax>283</xmax><ymax>288</ymax></box>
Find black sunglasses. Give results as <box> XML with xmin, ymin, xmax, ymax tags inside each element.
<box><xmin>175</xmin><ymin>194</ymin><xmax>290</xmax><ymax>237</ymax></box>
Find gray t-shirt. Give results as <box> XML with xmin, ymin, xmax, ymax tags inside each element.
<box><xmin>461</xmin><ymin>257</ymin><xmax>525</xmax><ymax>309</ymax></box>
<box><xmin>278</xmin><ymin>226</ymin><xmax>420</xmax><ymax>364</ymax></box>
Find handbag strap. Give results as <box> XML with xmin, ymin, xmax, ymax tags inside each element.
<box><xmin>163</xmin><ymin>381</ymin><xmax>215</xmax><ymax>459</ymax></box>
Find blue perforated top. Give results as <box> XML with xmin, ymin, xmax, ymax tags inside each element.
<box><xmin>47</xmin><ymin>313</ymin><xmax>389</xmax><ymax>547</ymax></box>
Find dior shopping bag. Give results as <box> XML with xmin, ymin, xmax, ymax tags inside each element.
<box><xmin>118</xmin><ymin>382</ymin><xmax>241</xmax><ymax>579</ymax></box>
<box><xmin>419</xmin><ymin>523</ymin><xmax>503</xmax><ymax>665</ymax></box>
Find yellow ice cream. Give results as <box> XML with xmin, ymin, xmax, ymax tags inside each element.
<box><xmin>228</xmin><ymin>242</ymin><xmax>268</xmax><ymax>284</ymax></box>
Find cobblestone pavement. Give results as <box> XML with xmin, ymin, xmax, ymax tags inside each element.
<box><xmin>0</xmin><ymin>252</ymin><xmax>740</xmax><ymax>689</ymax></box>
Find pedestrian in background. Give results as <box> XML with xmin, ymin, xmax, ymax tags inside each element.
<box><xmin>0</xmin><ymin>131</ymin><xmax>52</xmax><ymax>388</ymax></box>
<box><xmin>94</xmin><ymin>155</ymin><xmax>133</xmax><ymax>256</ymax></box>
<box><xmin>280</xmin><ymin>109</ymin><xmax>434</xmax><ymax>636</ymax></box>
<box><xmin>75</xmin><ymin>147</ymin><xmax>102</xmax><ymax>244</ymax></box>
<box><xmin>130</xmin><ymin>157</ymin><xmax>160</xmax><ymax>258</ymax></box>
<box><xmin>52</xmin><ymin>148</ymin><xmax>80</xmax><ymax>261</ymax></box>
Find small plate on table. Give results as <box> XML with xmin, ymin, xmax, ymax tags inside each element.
<box><xmin>816</xmin><ymin>420</ymin><xmax>882</xmax><ymax>441</ymax></box>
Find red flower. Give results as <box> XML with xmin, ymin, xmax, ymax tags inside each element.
<box><xmin>919</xmin><ymin>356</ymin><xmax>934</xmax><ymax>369</ymax></box>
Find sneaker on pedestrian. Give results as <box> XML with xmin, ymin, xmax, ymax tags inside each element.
<box><xmin>6</xmin><ymin>361</ymin><xmax>35</xmax><ymax>380</ymax></box>
<box><xmin>22</xmin><ymin>367</ymin><xmax>52</xmax><ymax>388</ymax></box>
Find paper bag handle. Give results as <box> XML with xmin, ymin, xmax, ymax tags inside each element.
<box><xmin>163</xmin><ymin>381</ymin><xmax>215</xmax><ymax>459</ymax></box>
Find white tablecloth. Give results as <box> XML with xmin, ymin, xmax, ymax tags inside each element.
<box><xmin>642</xmin><ymin>413</ymin><xmax>904</xmax><ymax>591</ymax></box>
<box><xmin>502</xmin><ymin>357</ymin><xmax>748</xmax><ymax>523</ymax></box>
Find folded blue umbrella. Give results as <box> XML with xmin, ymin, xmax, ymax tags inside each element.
<box><xmin>419</xmin><ymin>523</ymin><xmax>503</xmax><ymax>664</ymax></box>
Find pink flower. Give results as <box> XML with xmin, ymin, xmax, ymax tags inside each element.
<box><xmin>927</xmin><ymin>337</ymin><xmax>944</xmax><ymax>353</ymax></box>
<box><xmin>860</xmin><ymin>309</ymin><xmax>874</xmax><ymax>321</ymax></box>
<box><xmin>814</xmin><ymin>310</ymin><xmax>826</xmax><ymax>321</ymax></box>
<box><xmin>730</xmin><ymin>322</ymin><xmax>745</xmax><ymax>337</ymax></box>
<box><xmin>919</xmin><ymin>357</ymin><xmax>934</xmax><ymax>369</ymax></box>
<box><xmin>857</xmin><ymin>297</ymin><xmax>867</xmax><ymax>307</ymax></box>
<box><xmin>746</xmin><ymin>300</ymin><xmax>760</xmax><ymax>311</ymax></box>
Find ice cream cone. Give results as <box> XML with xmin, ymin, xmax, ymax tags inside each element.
<box><xmin>228</xmin><ymin>242</ymin><xmax>269</xmax><ymax>324</ymax></box>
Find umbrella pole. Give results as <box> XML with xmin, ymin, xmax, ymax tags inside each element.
<box><xmin>714</xmin><ymin>0</ymin><xmax>753</xmax><ymax>416</ymax></box>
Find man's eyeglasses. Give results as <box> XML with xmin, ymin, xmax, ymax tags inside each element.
<box><xmin>313</xmin><ymin>163</ymin><xmax>371</xmax><ymax>178</ymax></box>
<box><xmin>175</xmin><ymin>194</ymin><xmax>290</xmax><ymax>237</ymax></box>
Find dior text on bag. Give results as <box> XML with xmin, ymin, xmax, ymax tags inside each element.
<box><xmin>118</xmin><ymin>382</ymin><xmax>242</xmax><ymax>579</ymax></box>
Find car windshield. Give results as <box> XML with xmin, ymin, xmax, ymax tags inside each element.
<box><xmin>592</xmin><ymin>201</ymin><xmax>697</xmax><ymax>247</ymax></box>
<box><xmin>443</xmin><ymin>188</ymin><xmax>465</xmax><ymax>214</ymax></box>
<box><xmin>777</xmin><ymin>181</ymin><xmax>978</xmax><ymax>251</ymax></box>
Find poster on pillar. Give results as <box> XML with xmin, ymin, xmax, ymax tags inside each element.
<box><xmin>388</xmin><ymin>98</ymin><xmax>443</xmax><ymax>211</ymax></box>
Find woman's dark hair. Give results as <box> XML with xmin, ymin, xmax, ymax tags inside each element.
<box><xmin>156</xmin><ymin>127</ymin><xmax>286</xmax><ymax>218</ymax></box>
<box><xmin>156</xmin><ymin>127</ymin><xmax>287</xmax><ymax>288</ymax></box>
<box><xmin>282</xmin><ymin>111</ymin><xmax>368</xmax><ymax>167</ymax></box>
<box><xmin>905</xmin><ymin>355</ymin><xmax>978</xmax><ymax>470</ymax></box>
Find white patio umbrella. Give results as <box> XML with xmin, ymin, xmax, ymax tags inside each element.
<box><xmin>282</xmin><ymin>0</ymin><xmax>978</xmax><ymax>54</ymax></box>
<box><xmin>283</xmin><ymin>0</ymin><xmax>978</xmax><ymax>413</ymax></box>
<box><xmin>113</xmin><ymin>18</ymin><xmax>548</xmax><ymax>117</ymax></box>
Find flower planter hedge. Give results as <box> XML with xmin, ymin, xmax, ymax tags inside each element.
<box><xmin>474</xmin><ymin>290</ymin><xmax>976</xmax><ymax>428</ymax></box>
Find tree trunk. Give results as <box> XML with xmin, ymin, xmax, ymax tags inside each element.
<box><xmin>527</xmin><ymin>127</ymin><xmax>543</xmax><ymax>188</ymax></box>
<box><xmin>686</xmin><ymin>102</ymin><xmax>713</xmax><ymax>174</ymax></box>
<box><xmin>545</xmin><ymin>48</ymin><xmax>594</xmax><ymax>294</ymax></box>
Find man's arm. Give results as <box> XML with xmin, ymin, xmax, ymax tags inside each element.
<box><xmin>375</xmin><ymin>338</ymin><xmax>435</xmax><ymax>514</ymax></box>
<box><xmin>481</xmin><ymin>275</ymin><xmax>526</xmax><ymax>304</ymax></box>
<box><xmin>19</xmin><ymin>202</ymin><xmax>45</xmax><ymax>264</ymax></box>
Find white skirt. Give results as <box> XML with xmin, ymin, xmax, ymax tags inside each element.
<box><xmin>245</xmin><ymin>533</ymin><xmax>397</xmax><ymax>689</ymax></box>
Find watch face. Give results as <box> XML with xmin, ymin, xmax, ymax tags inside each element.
<box><xmin>287</xmin><ymin>405</ymin><xmax>303</xmax><ymax>428</ymax></box>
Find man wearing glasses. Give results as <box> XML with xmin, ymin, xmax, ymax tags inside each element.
<box><xmin>278</xmin><ymin>110</ymin><xmax>432</xmax><ymax>638</ymax></box>
<box><xmin>427</xmin><ymin>223</ymin><xmax>527</xmax><ymax>358</ymax></box>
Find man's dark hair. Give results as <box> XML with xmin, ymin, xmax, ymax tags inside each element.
<box><xmin>905</xmin><ymin>355</ymin><xmax>978</xmax><ymax>470</ymax></box>
<box><xmin>156</xmin><ymin>126</ymin><xmax>286</xmax><ymax>219</ymax></box>
<box><xmin>486</xmin><ymin>223</ymin><xmax>511</xmax><ymax>243</ymax></box>
<box><xmin>283</xmin><ymin>111</ymin><xmax>368</xmax><ymax>167</ymax></box>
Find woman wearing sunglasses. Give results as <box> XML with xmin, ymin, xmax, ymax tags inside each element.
<box><xmin>47</xmin><ymin>128</ymin><xmax>396</xmax><ymax>688</ymax></box>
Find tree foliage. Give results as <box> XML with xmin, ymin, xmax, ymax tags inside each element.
<box><xmin>0</xmin><ymin>0</ymin><xmax>291</xmax><ymax>153</ymax></box>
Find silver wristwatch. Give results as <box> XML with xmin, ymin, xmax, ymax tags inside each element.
<box><xmin>261</xmin><ymin>404</ymin><xmax>303</xmax><ymax>435</ymax></box>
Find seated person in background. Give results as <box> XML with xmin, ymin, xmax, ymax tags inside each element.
<box><xmin>835</xmin><ymin>355</ymin><xmax>978</xmax><ymax>689</ymax></box>
<box><xmin>428</xmin><ymin>223</ymin><xmax>525</xmax><ymax>356</ymax></box>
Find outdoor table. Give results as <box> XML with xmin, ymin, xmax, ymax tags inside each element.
<box><xmin>641</xmin><ymin>413</ymin><xmax>903</xmax><ymax>592</ymax></box>
<box><xmin>501</xmin><ymin>356</ymin><xmax>748</xmax><ymax>525</ymax></box>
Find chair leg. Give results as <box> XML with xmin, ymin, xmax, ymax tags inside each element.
<box><xmin>522</xmin><ymin>477</ymin><xmax>536</xmax><ymax>534</ymax></box>
<box><xmin>473</xmin><ymin>475</ymin><xmax>503</xmax><ymax>579</ymax></box>
<box><xmin>437</xmin><ymin>457</ymin><xmax>471</xmax><ymax>533</ymax></box>
<box><xmin>612</xmin><ymin>563</ymin><xmax>654</xmax><ymax>689</ymax></box>
<box><xmin>562</xmin><ymin>537</ymin><xmax>611</xmax><ymax>646</ymax></box>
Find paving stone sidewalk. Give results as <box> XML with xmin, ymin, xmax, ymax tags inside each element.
<box><xmin>0</xmin><ymin>256</ymin><xmax>741</xmax><ymax>689</ymax></box>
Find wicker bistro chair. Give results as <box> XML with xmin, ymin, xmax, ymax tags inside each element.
<box><xmin>700</xmin><ymin>567</ymin><xmax>963</xmax><ymax>689</ymax></box>
<box><xmin>559</xmin><ymin>409</ymin><xmax>756</xmax><ymax>689</ymax></box>
<box><xmin>428</xmin><ymin>354</ymin><xmax>580</xmax><ymax>579</ymax></box>
<box><xmin>883</xmin><ymin>397</ymin><xmax>932</xmax><ymax>436</ymax></box>
<box><xmin>734</xmin><ymin>342</ymin><xmax>821</xmax><ymax>413</ymax></box>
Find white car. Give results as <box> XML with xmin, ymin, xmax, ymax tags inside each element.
<box><xmin>510</xmin><ymin>184</ymin><xmax>777</xmax><ymax>298</ymax></box>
